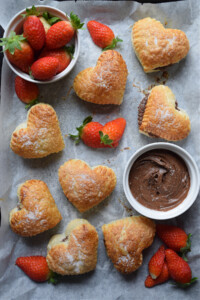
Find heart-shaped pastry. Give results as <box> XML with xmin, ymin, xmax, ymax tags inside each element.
<box><xmin>132</xmin><ymin>18</ymin><xmax>190</xmax><ymax>72</ymax></box>
<box><xmin>10</xmin><ymin>103</ymin><xmax>65</xmax><ymax>158</ymax></box>
<box><xmin>73</xmin><ymin>50</ymin><xmax>128</xmax><ymax>105</ymax></box>
<box><xmin>102</xmin><ymin>216</ymin><xmax>155</xmax><ymax>274</ymax></box>
<box><xmin>46</xmin><ymin>219</ymin><xmax>98</xmax><ymax>275</ymax></box>
<box><xmin>10</xmin><ymin>180</ymin><xmax>62</xmax><ymax>237</ymax></box>
<box><xmin>58</xmin><ymin>159</ymin><xmax>116</xmax><ymax>212</ymax></box>
<box><xmin>138</xmin><ymin>85</ymin><xmax>190</xmax><ymax>141</ymax></box>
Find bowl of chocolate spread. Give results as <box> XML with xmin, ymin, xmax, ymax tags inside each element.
<box><xmin>123</xmin><ymin>143</ymin><xmax>200</xmax><ymax>220</ymax></box>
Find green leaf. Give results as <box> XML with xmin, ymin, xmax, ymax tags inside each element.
<box><xmin>21</xmin><ymin>5</ymin><xmax>40</xmax><ymax>18</ymax></box>
<box><xmin>103</xmin><ymin>37</ymin><xmax>123</xmax><ymax>51</ymax></box>
<box><xmin>171</xmin><ymin>277</ymin><xmax>198</xmax><ymax>288</ymax></box>
<box><xmin>48</xmin><ymin>271</ymin><xmax>59</xmax><ymax>285</ymax></box>
<box><xmin>69</xmin><ymin>116</ymin><xmax>93</xmax><ymax>144</ymax></box>
<box><xmin>49</xmin><ymin>17</ymin><xmax>61</xmax><ymax>25</ymax></box>
<box><xmin>180</xmin><ymin>233</ymin><xmax>192</xmax><ymax>259</ymax></box>
<box><xmin>69</xmin><ymin>12</ymin><xmax>84</xmax><ymax>30</ymax></box>
<box><xmin>0</xmin><ymin>31</ymin><xmax>26</xmax><ymax>55</ymax></box>
<box><xmin>65</xmin><ymin>45</ymin><xmax>75</xmax><ymax>59</ymax></box>
<box><xmin>99</xmin><ymin>131</ymin><xmax>113</xmax><ymax>147</ymax></box>
<box><xmin>25</xmin><ymin>99</ymin><xmax>39</xmax><ymax>110</ymax></box>
<box><xmin>42</xmin><ymin>12</ymin><xmax>61</xmax><ymax>25</ymax></box>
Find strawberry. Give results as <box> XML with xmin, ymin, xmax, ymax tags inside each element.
<box><xmin>100</xmin><ymin>118</ymin><xmax>126</xmax><ymax>147</ymax></box>
<box><xmin>165</xmin><ymin>249</ymin><xmax>197</xmax><ymax>287</ymax></box>
<box><xmin>15</xmin><ymin>76</ymin><xmax>39</xmax><ymax>109</ymax></box>
<box><xmin>16</xmin><ymin>256</ymin><xmax>57</xmax><ymax>283</ymax></box>
<box><xmin>145</xmin><ymin>262</ymin><xmax>170</xmax><ymax>288</ymax></box>
<box><xmin>30</xmin><ymin>57</ymin><xmax>59</xmax><ymax>80</ymax></box>
<box><xmin>39</xmin><ymin>46</ymin><xmax>74</xmax><ymax>74</ymax></box>
<box><xmin>148</xmin><ymin>245</ymin><xmax>165</xmax><ymax>279</ymax></box>
<box><xmin>70</xmin><ymin>116</ymin><xmax>104</xmax><ymax>148</ymax></box>
<box><xmin>0</xmin><ymin>31</ymin><xmax>34</xmax><ymax>73</ymax></box>
<box><xmin>87</xmin><ymin>20</ymin><xmax>122</xmax><ymax>50</ymax></box>
<box><xmin>156</xmin><ymin>224</ymin><xmax>191</xmax><ymax>259</ymax></box>
<box><xmin>46</xmin><ymin>12</ymin><xmax>84</xmax><ymax>49</ymax></box>
<box><xmin>70</xmin><ymin>116</ymin><xmax>126</xmax><ymax>148</ymax></box>
<box><xmin>23</xmin><ymin>15</ymin><xmax>46</xmax><ymax>50</ymax></box>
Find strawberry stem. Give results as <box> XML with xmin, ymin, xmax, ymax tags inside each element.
<box><xmin>48</xmin><ymin>271</ymin><xmax>59</xmax><ymax>285</ymax></box>
<box><xmin>42</xmin><ymin>12</ymin><xmax>61</xmax><ymax>25</ymax></box>
<box><xmin>103</xmin><ymin>37</ymin><xmax>123</xmax><ymax>51</ymax></box>
<box><xmin>99</xmin><ymin>131</ymin><xmax>113</xmax><ymax>147</ymax></box>
<box><xmin>0</xmin><ymin>31</ymin><xmax>26</xmax><ymax>55</ymax></box>
<box><xmin>69</xmin><ymin>12</ymin><xmax>84</xmax><ymax>30</ymax></box>
<box><xmin>65</xmin><ymin>45</ymin><xmax>75</xmax><ymax>59</ymax></box>
<box><xmin>25</xmin><ymin>99</ymin><xmax>39</xmax><ymax>110</ymax></box>
<box><xmin>21</xmin><ymin>5</ymin><xmax>40</xmax><ymax>18</ymax></box>
<box><xmin>171</xmin><ymin>277</ymin><xmax>198</xmax><ymax>288</ymax></box>
<box><xmin>180</xmin><ymin>234</ymin><xmax>191</xmax><ymax>259</ymax></box>
<box><xmin>69</xmin><ymin>116</ymin><xmax>93</xmax><ymax>144</ymax></box>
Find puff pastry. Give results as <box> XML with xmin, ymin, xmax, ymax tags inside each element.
<box><xmin>102</xmin><ymin>216</ymin><xmax>155</xmax><ymax>274</ymax></box>
<box><xmin>73</xmin><ymin>50</ymin><xmax>128</xmax><ymax>105</ymax></box>
<box><xmin>46</xmin><ymin>219</ymin><xmax>98</xmax><ymax>275</ymax></box>
<box><xmin>10</xmin><ymin>180</ymin><xmax>62</xmax><ymax>237</ymax></box>
<box><xmin>132</xmin><ymin>17</ymin><xmax>189</xmax><ymax>72</ymax></box>
<box><xmin>58</xmin><ymin>159</ymin><xmax>116</xmax><ymax>212</ymax></box>
<box><xmin>138</xmin><ymin>85</ymin><xmax>190</xmax><ymax>141</ymax></box>
<box><xmin>10</xmin><ymin>103</ymin><xmax>65</xmax><ymax>158</ymax></box>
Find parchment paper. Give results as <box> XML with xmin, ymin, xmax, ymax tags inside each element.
<box><xmin>0</xmin><ymin>1</ymin><xmax>200</xmax><ymax>299</ymax></box>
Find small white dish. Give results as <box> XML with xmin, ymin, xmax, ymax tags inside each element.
<box><xmin>123</xmin><ymin>142</ymin><xmax>200</xmax><ymax>220</ymax></box>
<box><xmin>3</xmin><ymin>5</ymin><xmax>80</xmax><ymax>84</ymax></box>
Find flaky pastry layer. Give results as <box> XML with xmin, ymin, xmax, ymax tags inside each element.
<box><xmin>46</xmin><ymin>219</ymin><xmax>98</xmax><ymax>275</ymax></box>
<box><xmin>132</xmin><ymin>17</ymin><xmax>189</xmax><ymax>72</ymax></box>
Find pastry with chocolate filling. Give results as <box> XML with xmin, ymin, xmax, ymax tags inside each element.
<box><xmin>46</xmin><ymin>219</ymin><xmax>98</xmax><ymax>275</ymax></box>
<box><xmin>73</xmin><ymin>50</ymin><xmax>128</xmax><ymax>105</ymax></box>
<box><xmin>132</xmin><ymin>18</ymin><xmax>189</xmax><ymax>72</ymax></box>
<box><xmin>102</xmin><ymin>216</ymin><xmax>155</xmax><ymax>274</ymax></box>
<box><xmin>138</xmin><ymin>85</ymin><xmax>190</xmax><ymax>141</ymax></box>
<box><xmin>10</xmin><ymin>180</ymin><xmax>62</xmax><ymax>237</ymax></box>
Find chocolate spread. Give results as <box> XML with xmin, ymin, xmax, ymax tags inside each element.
<box><xmin>128</xmin><ymin>149</ymin><xmax>190</xmax><ymax>211</ymax></box>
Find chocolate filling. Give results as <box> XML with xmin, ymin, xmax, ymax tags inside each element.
<box><xmin>138</xmin><ymin>94</ymin><xmax>159</xmax><ymax>138</ymax></box>
<box><xmin>62</xmin><ymin>236</ymin><xmax>68</xmax><ymax>242</ymax></box>
<box><xmin>175</xmin><ymin>100</ymin><xmax>180</xmax><ymax>111</ymax></box>
<box><xmin>153</xmin><ymin>64</ymin><xmax>173</xmax><ymax>71</ymax></box>
<box><xmin>138</xmin><ymin>94</ymin><xmax>149</xmax><ymax>127</ymax></box>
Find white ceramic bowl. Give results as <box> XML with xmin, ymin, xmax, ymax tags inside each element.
<box><xmin>3</xmin><ymin>5</ymin><xmax>80</xmax><ymax>84</ymax></box>
<box><xmin>123</xmin><ymin>143</ymin><xmax>200</xmax><ymax>220</ymax></box>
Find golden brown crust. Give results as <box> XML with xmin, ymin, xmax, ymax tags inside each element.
<box><xmin>10</xmin><ymin>103</ymin><xmax>65</xmax><ymax>158</ymax></box>
<box><xmin>46</xmin><ymin>219</ymin><xmax>98</xmax><ymax>275</ymax></box>
<box><xmin>139</xmin><ymin>85</ymin><xmax>191</xmax><ymax>141</ymax></box>
<box><xmin>132</xmin><ymin>18</ymin><xmax>190</xmax><ymax>72</ymax></box>
<box><xmin>9</xmin><ymin>180</ymin><xmax>62</xmax><ymax>237</ymax></box>
<box><xmin>73</xmin><ymin>50</ymin><xmax>128</xmax><ymax>105</ymax></box>
<box><xmin>102</xmin><ymin>216</ymin><xmax>155</xmax><ymax>274</ymax></box>
<box><xmin>58</xmin><ymin>159</ymin><xmax>116</xmax><ymax>212</ymax></box>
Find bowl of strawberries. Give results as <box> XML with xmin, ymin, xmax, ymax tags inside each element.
<box><xmin>1</xmin><ymin>5</ymin><xmax>83</xmax><ymax>83</ymax></box>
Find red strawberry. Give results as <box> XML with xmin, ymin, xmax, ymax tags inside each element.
<box><xmin>38</xmin><ymin>16</ymin><xmax>51</xmax><ymax>34</ymax></box>
<box><xmin>15</xmin><ymin>76</ymin><xmax>39</xmax><ymax>109</ymax></box>
<box><xmin>156</xmin><ymin>224</ymin><xmax>191</xmax><ymax>259</ymax></box>
<box><xmin>145</xmin><ymin>262</ymin><xmax>170</xmax><ymax>288</ymax></box>
<box><xmin>46</xmin><ymin>12</ymin><xmax>84</xmax><ymax>49</ymax></box>
<box><xmin>148</xmin><ymin>245</ymin><xmax>165</xmax><ymax>279</ymax></box>
<box><xmin>16</xmin><ymin>256</ymin><xmax>57</xmax><ymax>283</ymax></box>
<box><xmin>70</xmin><ymin>116</ymin><xmax>126</xmax><ymax>148</ymax></box>
<box><xmin>87</xmin><ymin>20</ymin><xmax>122</xmax><ymax>50</ymax></box>
<box><xmin>23</xmin><ymin>15</ymin><xmax>46</xmax><ymax>50</ymax></box>
<box><xmin>39</xmin><ymin>46</ymin><xmax>73</xmax><ymax>74</ymax></box>
<box><xmin>100</xmin><ymin>118</ymin><xmax>126</xmax><ymax>147</ymax></box>
<box><xmin>165</xmin><ymin>249</ymin><xmax>197</xmax><ymax>287</ymax></box>
<box><xmin>30</xmin><ymin>57</ymin><xmax>59</xmax><ymax>80</ymax></box>
<box><xmin>0</xmin><ymin>31</ymin><xmax>34</xmax><ymax>73</ymax></box>
<box><xmin>70</xmin><ymin>116</ymin><xmax>104</xmax><ymax>148</ymax></box>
